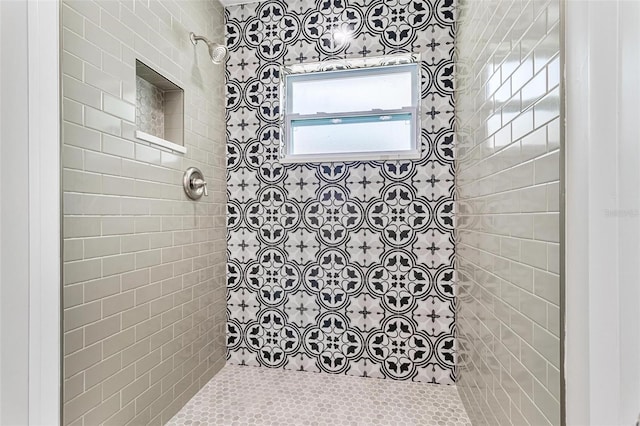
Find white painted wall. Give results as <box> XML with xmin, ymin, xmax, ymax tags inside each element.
<box><xmin>26</xmin><ymin>1</ymin><xmax>61</xmax><ymax>424</ymax></box>
<box><xmin>565</xmin><ymin>1</ymin><xmax>640</xmax><ymax>424</ymax></box>
<box><xmin>0</xmin><ymin>1</ymin><xmax>4</xmax><ymax>420</ymax></box>
<box><xmin>0</xmin><ymin>0</ymin><xmax>60</xmax><ymax>424</ymax></box>
<box><xmin>616</xmin><ymin>4</ymin><xmax>640</xmax><ymax>424</ymax></box>
<box><xmin>1</xmin><ymin>1</ymin><xmax>31</xmax><ymax>423</ymax></box>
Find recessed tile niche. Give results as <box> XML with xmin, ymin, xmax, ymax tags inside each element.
<box><xmin>135</xmin><ymin>60</ymin><xmax>185</xmax><ymax>153</ymax></box>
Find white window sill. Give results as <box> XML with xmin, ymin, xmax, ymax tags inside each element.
<box><xmin>135</xmin><ymin>130</ymin><xmax>187</xmax><ymax>154</ymax></box>
<box><xmin>279</xmin><ymin>149</ymin><xmax>421</xmax><ymax>164</ymax></box>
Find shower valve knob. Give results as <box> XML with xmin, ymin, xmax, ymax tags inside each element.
<box><xmin>183</xmin><ymin>167</ymin><xmax>208</xmax><ymax>200</ymax></box>
<box><xmin>192</xmin><ymin>178</ymin><xmax>208</xmax><ymax>197</ymax></box>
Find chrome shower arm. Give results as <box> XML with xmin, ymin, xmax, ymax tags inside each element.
<box><xmin>190</xmin><ymin>32</ymin><xmax>208</xmax><ymax>46</ymax></box>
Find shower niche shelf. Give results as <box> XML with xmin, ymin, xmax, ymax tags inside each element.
<box><xmin>135</xmin><ymin>60</ymin><xmax>186</xmax><ymax>154</ymax></box>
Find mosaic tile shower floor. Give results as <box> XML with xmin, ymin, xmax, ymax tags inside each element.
<box><xmin>167</xmin><ymin>365</ymin><xmax>471</xmax><ymax>426</ymax></box>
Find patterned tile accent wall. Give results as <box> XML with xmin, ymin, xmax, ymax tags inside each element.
<box><xmin>225</xmin><ymin>0</ymin><xmax>457</xmax><ymax>383</ymax></box>
<box><xmin>61</xmin><ymin>1</ymin><xmax>226</xmax><ymax>424</ymax></box>
<box><xmin>135</xmin><ymin>76</ymin><xmax>165</xmax><ymax>139</ymax></box>
<box><xmin>455</xmin><ymin>0</ymin><xmax>561</xmax><ymax>424</ymax></box>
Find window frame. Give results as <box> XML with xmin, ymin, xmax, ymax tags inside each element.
<box><xmin>279</xmin><ymin>55</ymin><xmax>422</xmax><ymax>164</ymax></box>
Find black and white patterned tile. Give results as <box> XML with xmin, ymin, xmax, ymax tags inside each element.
<box><xmin>226</xmin><ymin>0</ymin><xmax>456</xmax><ymax>384</ymax></box>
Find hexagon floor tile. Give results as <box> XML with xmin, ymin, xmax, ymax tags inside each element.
<box><xmin>167</xmin><ymin>365</ymin><xmax>471</xmax><ymax>425</ymax></box>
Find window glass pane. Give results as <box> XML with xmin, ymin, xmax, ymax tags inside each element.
<box><xmin>288</xmin><ymin>66</ymin><xmax>415</xmax><ymax>114</ymax></box>
<box><xmin>290</xmin><ymin>114</ymin><xmax>413</xmax><ymax>156</ymax></box>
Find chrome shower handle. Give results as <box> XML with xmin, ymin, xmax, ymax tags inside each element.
<box><xmin>191</xmin><ymin>178</ymin><xmax>208</xmax><ymax>197</ymax></box>
<box><xmin>183</xmin><ymin>167</ymin><xmax>208</xmax><ymax>200</ymax></box>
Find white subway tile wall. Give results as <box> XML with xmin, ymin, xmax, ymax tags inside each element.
<box><xmin>61</xmin><ymin>1</ymin><xmax>226</xmax><ymax>425</ymax></box>
<box><xmin>455</xmin><ymin>0</ymin><xmax>561</xmax><ymax>424</ymax></box>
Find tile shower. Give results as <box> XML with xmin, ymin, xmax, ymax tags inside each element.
<box><xmin>60</xmin><ymin>0</ymin><xmax>561</xmax><ymax>425</ymax></box>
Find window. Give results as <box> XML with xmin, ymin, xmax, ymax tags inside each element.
<box><xmin>280</xmin><ymin>55</ymin><xmax>421</xmax><ymax>163</ymax></box>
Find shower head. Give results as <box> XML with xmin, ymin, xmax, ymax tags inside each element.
<box><xmin>208</xmin><ymin>44</ymin><xmax>228</xmax><ymax>64</ymax></box>
<box><xmin>189</xmin><ymin>32</ymin><xmax>228</xmax><ymax>64</ymax></box>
